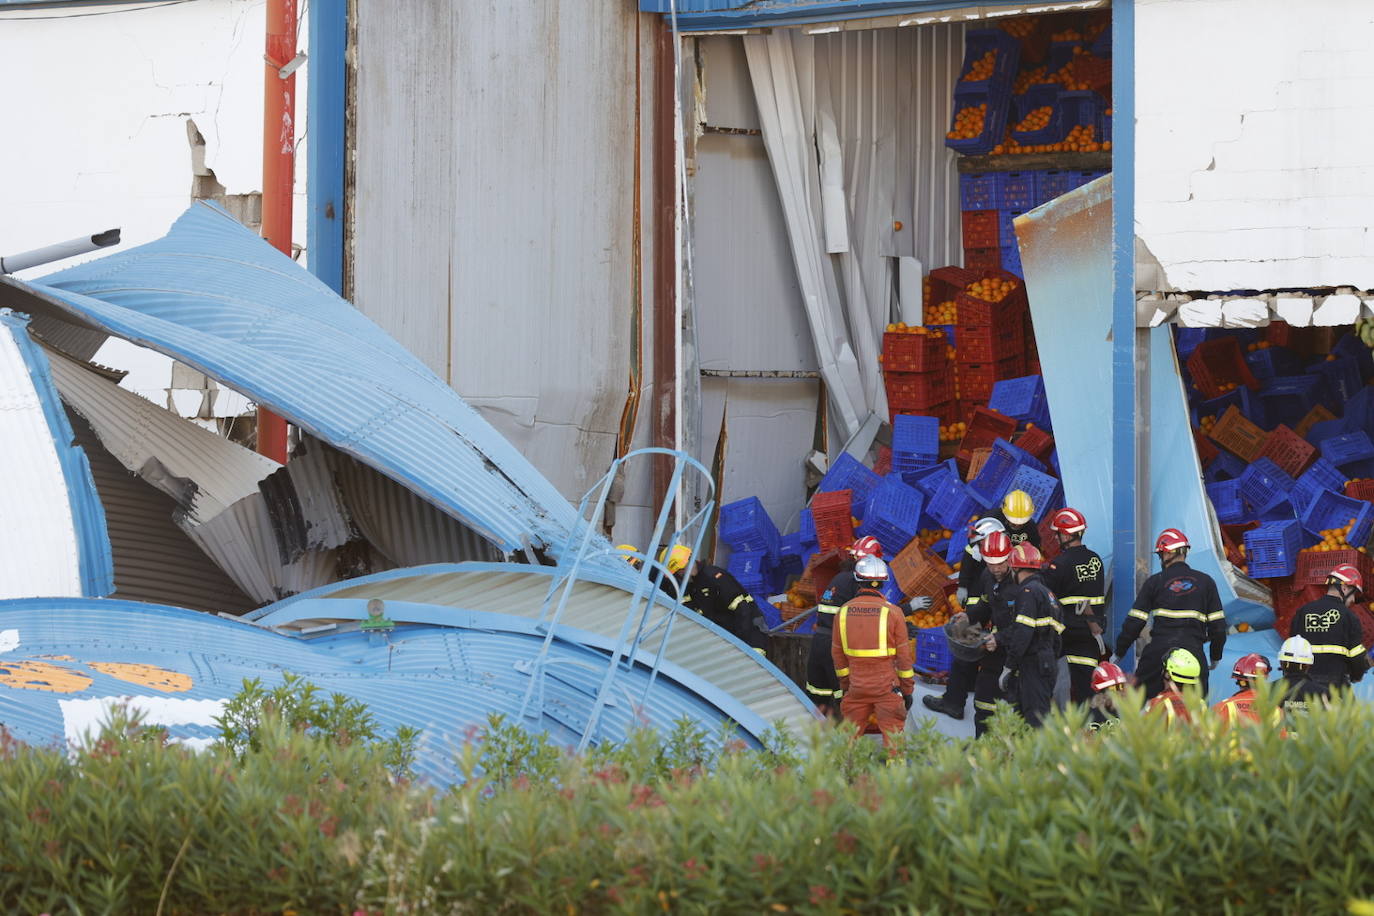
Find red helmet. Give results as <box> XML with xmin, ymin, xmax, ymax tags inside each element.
<box><xmin>848</xmin><ymin>535</ymin><xmax>883</xmax><ymax>559</ymax></box>
<box><xmin>1231</xmin><ymin>652</ymin><xmax>1271</xmax><ymax>683</ymax></box>
<box><xmin>1010</xmin><ymin>542</ymin><xmax>1043</xmax><ymax>570</ymax></box>
<box><xmin>981</xmin><ymin>530</ymin><xmax>1013</xmax><ymax>563</ymax></box>
<box><xmin>1050</xmin><ymin>508</ymin><xmax>1087</xmax><ymax>537</ymax></box>
<box><xmin>1091</xmin><ymin>662</ymin><xmax>1127</xmax><ymax>692</ymax></box>
<box><xmin>1154</xmin><ymin>528</ymin><xmax>1189</xmax><ymax>553</ymax></box>
<box><xmin>1328</xmin><ymin>563</ymin><xmax>1364</xmax><ymax>594</ymax></box>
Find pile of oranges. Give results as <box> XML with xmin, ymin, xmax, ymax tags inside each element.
<box><xmin>907</xmin><ymin>602</ymin><xmax>950</xmax><ymax>631</ymax></box>
<box><xmin>965</xmin><ymin>277</ymin><xmax>1018</xmax><ymax>303</ymax></box>
<box><xmin>1246</xmin><ymin>341</ymin><xmax>1273</xmax><ymax>352</ymax></box>
<box><xmin>925</xmin><ymin>299</ymin><xmax>958</xmax><ymax>324</ymax></box>
<box><xmin>962</xmin><ymin>50</ymin><xmax>999</xmax><ymax>82</ymax></box>
<box><xmin>947</xmin><ymin>104</ymin><xmax>987</xmax><ymax>141</ymax></box>
<box><xmin>1014</xmin><ymin>106</ymin><xmax>1053</xmax><ymax>133</ymax></box>
<box><xmin>882</xmin><ymin>323</ymin><xmax>946</xmax><ymax>337</ymax></box>
<box><xmin>1309</xmin><ymin>521</ymin><xmax>1365</xmax><ymax>552</ymax></box>
<box><xmin>999</xmin><ymin>17</ymin><xmax>1035</xmax><ymax>39</ymax></box>
<box><xmin>940</xmin><ymin>420</ymin><xmax>968</xmax><ymax>442</ymax></box>
<box><xmin>1050</xmin><ymin>27</ymin><xmax>1084</xmax><ymax>41</ymax></box>
<box><xmin>1061</xmin><ymin>123</ymin><xmax>1101</xmax><ymax>152</ymax></box>
<box><xmin>1013</xmin><ymin>66</ymin><xmax>1048</xmax><ymax>94</ymax></box>
<box><xmin>1214</xmin><ymin>381</ymin><xmax>1240</xmax><ymax>394</ymax></box>
<box><xmin>917</xmin><ymin>528</ymin><xmax>953</xmax><ymax>547</ymax></box>
<box><xmin>1200</xmin><ymin>414</ymin><xmax>1218</xmax><ymax>435</ymax></box>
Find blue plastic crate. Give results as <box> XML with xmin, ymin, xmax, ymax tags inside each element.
<box><xmin>959</xmin><ymin>172</ymin><xmax>998</xmax><ymax>211</ymax></box>
<box><xmin>1320</xmin><ymin>431</ymin><xmax>1374</xmax><ymax>473</ymax></box>
<box><xmin>947</xmin><ymin>87</ymin><xmax>1012</xmax><ymax>156</ymax></box>
<box><xmin>927</xmin><ymin>477</ymin><xmax>982</xmax><ymax>530</ymax></box>
<box><xmin>1310</xmin><ymin>356</ymin><xmax>1362</xmax><ymax>406</ymax></box>
<box><xmin>1014</xmin><ymin>85</ymin><xmax>1058</xmax><ymax>123</ymax></box>
<box><xmin>1045</xmin><ymin>39</ymin><xmax>1083</xmax><ymax>72</ymax></box>
<box><xmin>995</xmin><ymin>171</ymin><xmax>1037</xmax><ymax>210</ymax></box>
<box><xmin>779</xmin><ymin>532</ymin><xmax>803</xmax><ymax>557</ymax></box>
<box><xmin>1238</xmin><ymin>457</ymin><xmax>1294</xmax><ymax>513</ymax></box>
<box><xmin>1244</xmin><ymin>346</ymin><xmax>1299</xmax><ymax>382</ymax></box>
<box><xmin>989</xmin><ymin>374</ymin><xmax>1051</xmax><ymax>429</ymax></box>
<box><xmin>1101</xmin><ymin>110</ymin><xmax>1112</xmax><ymax>143</ymax></box>
<box><xmin>799</xmin><ymin>508</ymin><xmax>817</xmax><ymax>546</ymax></box>
<box><xmin>1243</xmin><ymin>520</ymin><xmax>1305</xmax><ymax>578</ymax></box>
<box><xmin>892</xmin><ymin>414</ymin><xmax>940</xmax><ymax>469</ymax></box>
<box><xmin>997</xmin><ymin>209</ymin><xmax>1026</xmax><ymax>248</ymax></box>
<box><xmin>1207</xmin><ymin>479</ymin><xmax>1245</xmax><ymax>523</ymax></box>
<box><xmin>1175</xmin><ymin>327</ymin><xmax>1210</xmax><ymax>361</ymax></box>
<box><xmin>1007</xmin><ymin>465</ymin><xmax>1061</xmax><ymax>522</ymax></box>
<box><xmin>905</xmin><ymin>458</ymin><xmax>957</xmax><ymax>497</ymax></box>
<box><xmin>1010</xmin><ymin>99</ymin><xmax>1064</xmax><ymax>146</ymax></box>
<box><xmin>969</xmin><ymin>438</ymin><xmax>1029</xmax><ymax>504</ymax></box>
<box><xmin>956</xmin><ymin>29</ymin><xmax>1021</xmax><ymax>94</ymax></box>
<box><xmin>945</xmin><ymin>535</ymin><xmax>966</xmax><ymax>567</ymax></box>
<box><xmin>915</xmin><ymin>625</ymin><xmax>953</xmax><ymax>674</ymax></box>
<box><xmin>880</xmin><ymin>576</ymin><xmax>907</xmax><ymax>605</ymax></box>
<box><xmin>1255</xmin><ymin>492</ymin><xmax>1298</xmax><ymax>524</ymax></box>
<box><xmin>1301</xmin><ymin>489</ymin><xmax>1374</xmax><ymax>547</ymax></box>
<box><xmin>727</xmin><ymin>549</ymin><xmax>772</xmax><ymax>591</ymax></box>
<box><xmin>719</xmin><ymin>496</ymin><xmax>782</xmax><ymax>557</ymax></box>
<box><xmin>1258</xmin><ymin>375</ymin><xmax>1323</xmax><ymax>429</ymax></box>
<box><xmin>817</xmin><ymin>453</ymin><xmax>881</xmax><ymax>518</ymax></box>
<box><xmin>1000</xmin><ymin>243</ymin><xmax>1022</xmax><ymax>276</ymax></box>
<box><xmin>1204</xmin><ymin>451</ymin><xmax>1247</xmax><ymax>483</ymax></box>
<box><xmin>1090</xmin><ymin>24</ymin><xmax>1111</xmax><ymax>57</ymax></box>
<box><xmin>1334</xmin><ymin>334</ymin><xmax>1374</xmax><ymax>381</ymax></box>
<box><xmin>774</xmin><ymin>551</ymin><xmax>803</xmax><ymax>583</ymax></box>
<box><xmin>933</xmin><ymin>324</ymin><xmax>957</xmax><ymax>349</ymax></box>
<box><xmin>862</xmin><ymin>477</ymin><xmax>924</xmax><ymax>556</ymax></box>
<box><xmin>1059</xmin><ymin>90</ymin><xmax>1102</xmax><ymax>137</ymax></box>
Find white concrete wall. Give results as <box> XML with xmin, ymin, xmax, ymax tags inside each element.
<box><xmin>1136</xmin><ymin>0</ymin><xmax>1374</xmax><ymax>291</ymax></box>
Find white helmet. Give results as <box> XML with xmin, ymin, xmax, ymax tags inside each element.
<box><xmin>968</xmin><ymin>517</ymin><xmax>1006</xmax><ymax>562</ymax></box>
<box><xmin>853</xmin><ymin>555</ymin><xmax>890</xmax><ymax>583</ymax></box>
<box><xmin>1279</xmin><ymin>635</ymin><xmax>1314</xmax><ymax>667</ymax></box>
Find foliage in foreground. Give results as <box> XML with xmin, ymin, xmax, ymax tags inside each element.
<box><xmin>1</xmin><ymin>685</ymin><xmax>1373</xmax><ymax>914</ymax></box>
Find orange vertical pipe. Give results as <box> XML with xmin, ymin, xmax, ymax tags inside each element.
<box><xmin>257</xmin><ymin>0</ymin><xmax>297</xmax><ymax>463</ymax></box>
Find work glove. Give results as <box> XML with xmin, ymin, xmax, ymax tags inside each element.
<box><xmin>956</xmin><ymin>587</ymin><xmax>969</xmax><ymax>605</ymax></box>
<box><xmin>909</xmin><ymin>595</ymin><xmax>932</xmax><ymax>612</ymax></box>
<box><xmin>903</xmin><ymin>693</ymin><xmax>914</xmax><ymax>712</ymax></box>
<box><xmin>983</xmin><ymin>633</ymin><xmax>998</xmax><ymax>652</ymax></box>
<box><xmin>998</xmin><ymin>667</ymin><xmax>1014</xmax><ymax>694</ymax></box>
<box><xmin>1092</xmin><ymin>633</ymin><xmax>1107</xmax><ymax>658</ymax></box>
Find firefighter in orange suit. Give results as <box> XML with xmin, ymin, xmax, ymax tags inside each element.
<box><xmin>831</xmin><ymin>556</ymin><xmax>915</xmax><ymax>748</ymax></box>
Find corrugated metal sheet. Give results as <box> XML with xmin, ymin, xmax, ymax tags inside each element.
<box><xmin>66</xmin><ymin>409</ymin><xmax>257</xmax><ymax>614</ymax></box>
<box><xmin>643</xmin><ymin>1</ymin><xmax>1094</xmax><ymax>30</ymax></box>
<box><xmin>254</xmin><ymin>562</ymin><xmax>819</xmax><ymax>736</ymax></box>
<box><xmin>46</xmin><ymin>345</ymin><xmax>278</xmax><ymax>523</ymax></box>
<box><xmin>0</xmin><ymin>597</ymin><xmax>757</xmax><ymax>786</ymax></box>
<box><xmin>0</xmin><ymin>310</ymin><xmax>111</xmax><ymax>598</ymax></box>
<box><xmin>16</xmin><ymin>202</ymin><xmax>601</xmax><ymax>563</ymax></box>
<box><xmin>351</xmin><ymin>0</ymin><xmax>643</xmax><ymax>509</ymax></box>
<box><xmin>257</xmin><ymin>439</ymin><xmax>353</xmax><ymax>562</ymax></box>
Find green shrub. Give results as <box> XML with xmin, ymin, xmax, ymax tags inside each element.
<box><xmin>2</xmin><ymin>683</ymin><xmax>1373</xmax><ymax>914</ymax></box>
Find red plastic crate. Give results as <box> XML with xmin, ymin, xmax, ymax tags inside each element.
<box><xmin>956</xmin><ymin>268</ymin><xmax>1028</xmax><ymax>328</ymax></box>
<box><xmin>1296</xmin><ymin>404</ymin><xmax>1337</xmax><ymax>440</ymax></box>
<box><xmin>958</xmin><ymin>313</ymin><xmax>1025</xmax><ymax>362</ymax></box>
<box><xmin>1038</xmin><ymin>514</ymin><xmax>1060</xmax><ymax>561</ymax></box>
<box><xmin>1293</xmin><ymin>548</ymin><xmax>1374</xmax><ymax>588</ymax></box>
<box><xmin>1015</xmin><ymin>424</ymin><xmax>1055</xmax><ymax>463</ymax></box>
<box><xmin>1272</xmin><ymin>578</ymin><xmax>1323</xmax><ymax>639</ymax></box>
<box><xmin>1221</xmin><ymin>521</ymin><xmax>1258</xmax><ymax>570</ymax></box>
<box><xmin>1354</xmin><ymin>605</ymin><xmax>1374</xmax><ymax>650</ymax></box>
<box><xmin>1256</xmin><ymin>424</ymin><xmax>1317</xmax><ymax>479</ymax></box>
<box><xmin>964</xmin><ymin>247</ymin><xmax>1001</xmax><ymax>271</ymax></box>
<box><xmin>885</xmin><ymin>370</ymin><xmax>954</xmax><ymax>409</ymax></box>
<box><xmin>889</xmin><ymin>400</ymin><xmax>959</xmax><ymax>430</ymax></box>
<box><xmin>1208</xmin><ymin>405</ymin><xmax>1266</xmax><ymax>463</ymax></box>
<box><xmin>881</xmin><ymin>330</ymin><xmax>948</xmax><ymax>373</ymax></box>
<box><xmin>810</xmin><ymin>490</ymin><xmax>854</xmax><ymax>552</ymax></box>
<box><xmin>961</xmin><ymin>210</ymin><xmax>1000</xmax><ymax>249</ymax></box>
<box><xmin>1265</xmin><ymin>321</ymin><xmax>1296</xmax><ymax>348</ymax></box>
<box><xmin>1193</xmin><ymin>428</ymin><xmax>1219</xmax><ymax>467</ymax></box>
<box><xmin>957</xmin><ymin>356</ymin><xmax>1025</xmax><ymax>402</ymax></box>
<box><xmin>1186</xmin><ymin>338</ymin><xmax>1260</xmax><ymax>400</ymax></box>
<box><xmin>1346</xmin><ymin>478</ymin><xmax>1374</xmax><ymax>504</ymax></box>
<box><xmin>928</xmin><ymin>265</ymin><xmax>981</xmax><ymax>307</ymax></box>
<box><xmin>956</xmin><ymin>405</ymin><xmax>1018</xmax><ymax>462</ymax></box>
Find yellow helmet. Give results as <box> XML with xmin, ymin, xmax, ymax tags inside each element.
<box><xmin>1165</xmin><ymin>648</ymin><xmax>1201</xmax><ymax>686</ymax></box>
<box><xmin>658</xmin><ymin>544</ymin><xmax>693</xmax><ymax>574</ymax></box>
<box><xmin>1002</xmin><ymin>489</ymin><xmax>1034</xmax><ymax>526</ymax></box>
<box><xmin>615</xmin><ymin>544</ymin><xmax>640</xmax><ymax>564</ymax></box>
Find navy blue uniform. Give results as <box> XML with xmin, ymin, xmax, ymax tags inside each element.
<box><xmin>1042</xmin><ymin>543</ymin><xmax>1107</xmax><ymax>702</ymax></box>
<box><xmin>683</xmin><ymin>564</ymin><xmax>769</xmax><ymax>652</ymax></box>
<box><xmin>805</xmin><ymin>563</ymin><xmax>859</xmax><ymax>705</ymax></box>
<box><xmin>1115</xmin><ymin>561</ymin><xmax>1225</xmax><ymax>699</ymax></box>
<box><xmin>1289</xmin><ymin>595</ymin><xmax>1369</xmax><ymax>691</ymax></box>
<box><xmin>1003</xmin><ymin>572</ymin><xmax>1063</xmax><ymax>728</ymax></box>
<box><xmin>966</xmin><ymin>567</ymin><xmax>1019</xmax><ymax>736</ymax></box>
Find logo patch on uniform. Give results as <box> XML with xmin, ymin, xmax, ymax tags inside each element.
<box><xmin>1167</xmin><ymin>579</ymin><xmax>1195</xmax><ymax>594</ymax></box>
<box><xmin>1075</xmin><ymin>557</ymin><xmax>1103</xmax><ymax>582</ymax></box>
<box><xmin>821</xmin><ymin>589</ymin><xmax>835</xmax><ymax>602</ymax></box>
<box><xmin>1303</xmin><ymin>608</ymin><xmax>1341</xmax><ymax>632</ymax></box>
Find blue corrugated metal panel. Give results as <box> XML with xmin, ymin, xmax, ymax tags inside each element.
<box><xmin>0</xmin><ymin>310</ymin><xmax>112</xmax><ymax>596</ymax></box>
<box><xmin>640</xmin><ymin>0</ymin><xmax>1022</xmax><ymax>30</ymax></box>
<box><xmin>0</xmin><ymin>597</ymin><xmax>757</xmax><ymax>786</ymax></box>
<box><xmin>23</xmin><ymin>202</ymin><xmax>593</xmax><ymax>561</ymax></box>
<box><xmin>307</xmin><ymin>0</ymin><xmax>347</xmax><ymax>295</ymax></box>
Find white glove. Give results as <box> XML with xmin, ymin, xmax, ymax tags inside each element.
<box><xmin>998</xmin><ymin>667</ymin><xmax>1013</xmax><ymax>694</ymax></box>
<box><xmin>1092</xmin><ymin>633</ymin><xmax>1106</xmax><ymax>657</ymax></box>
<box><xmin>909</xmin><ymin>595</ymin><xmax>932</xmax><ymax>611</ymax></box>
<box><xmin>956</xmin><ymin>587</ymin><xmax>969</xmax><ymax>605</ymax></box>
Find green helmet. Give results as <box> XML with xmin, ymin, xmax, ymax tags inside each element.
<box><xmin>1165</xmin><ymin>648</ymin><xmax>1201</xmax><ymax>686</ymax></box>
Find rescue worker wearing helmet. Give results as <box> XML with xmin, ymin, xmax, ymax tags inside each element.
<box><xmin>1212</xmin><ymin>653</ymin><xmax>1272</xmax><ymax>728</ymax></box>
<box><xmin>931</xmin><ymin>517</ymin><xmax>1007</xmax><ymax>721</ymax></box>
<box><xmin>1088</xmin><ymin>662</ymin><xmax>1127</xmax><ymax>730</ymax></box>
<box><xmin>1040</xmin><ymin>507</ymin><xmax>1107</xmax><ymax>703</ymax></box>
<box><xmin>1289</xmin><ymin>563</ymin><xmax>1370</xmax><ymax>695</ymax></box>
<box><xmin>961</xmin><ymin>531</ymin><xmax>1021</xmax><ymax>736</ymax></box>
<box><xmin>1276</xmin><ymin>635</ymin><xmax>1324</xmax><ymax>720</ymax></box>
<box><xmin>805</xmin><ymin>537</ymin><xmax>886</xmax><ymax>715</ymax></box>
<box><xmin>957</xmin><ymin>491</ymin><xmax>1040</xmax><ymax>607</ymax></box>
<box><xmin>1145</xmin><ymin>648</ymin><xmax>1200</xmax><ymax>724</ymax></box>
<box><xmin>830</xmin><ymin>556</ymin><xmax>916</xmax><ymax>749</ymax></box>
<box><xmin>1114</xmin><ymin>529</ymin><xmax>1226</xmax><ymax>699</ymax></box>
<box><xmin>998</xmin><ymin>542</ymin><xmax>1063</xmax><ymax>728</ymax></box>
<box><xmin>669</xmin><ymin>546</ymin><xmax>770</xmax><ymax>654</ymax></box>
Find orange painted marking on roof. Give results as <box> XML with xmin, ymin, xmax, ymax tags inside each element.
<box><xmin>87</xmin><ymin>662</ymin><xmax>193</xmax><ymax>693</ymax></box>
<box><xmin>0</xmin><ymin>660</ymin><xmax>93</xmax><ymax>694</ymax></box>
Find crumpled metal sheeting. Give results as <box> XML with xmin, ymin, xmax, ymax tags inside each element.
<box><xmin>46</xmin><ymin>346</ymin><xmax>278</xmax><ymax>524</ymax></box>
<box><xmin>0</xmin><ymin>598</ymin><xmax>757</xmax><ymax>785</ymax></box>
<box><xmin>259</xmin><ymin>438</ymin><xmax>354</xmax><ymax>558</ymax></box>
<box><xmin>31</xmin><ymin>202</ymin><xmax>597</xmax><ymax>562</ymax></box>
<box><xmin>183</xmin><ymin>494</ymin><xmax>339</xmax><ymax>605</ymax></box>
<box><xmin>0</xmin><ymin>310</ymin><xmax>112</xmax><ymax>599</ymax></box>
<box><xmin>257</xmin><ymin>563</ymin><xmax>820</xmax><ymax>736</ymax></box>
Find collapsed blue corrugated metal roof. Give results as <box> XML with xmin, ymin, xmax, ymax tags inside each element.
<box><xmin>21</xmin><ymin>202</ymin><xmax>594</xmax><ymax>561</ymax></box>
<box><xmin>0</xmin><ymin>310</ymin><xmax>112</xmax><ymax>597</ymax></box>
<box><xmin>0</xmin><ymin>597</ymin><xmax>758</xmax><ymax>785</ymax></box>
<box><xmin>640</xmin><ymin>0</ymin><xmax>1024</xmax><ymax>30</ymax></box>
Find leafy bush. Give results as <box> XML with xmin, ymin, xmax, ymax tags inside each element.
<box><xmin>1</xmin><ymin>683</ymin><xmax>1373</xmax><ymax>913</ymax></box>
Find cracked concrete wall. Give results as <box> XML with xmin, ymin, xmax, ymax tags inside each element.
<box><xmin>0</xmin><ymin>0</ymin><xmax>305</xmax><ymax>273</ymax></box>
<box><xmin>1136</xmin><ymin>0</ymin><xmax>1374</xmax><ymax>291</ymax></box>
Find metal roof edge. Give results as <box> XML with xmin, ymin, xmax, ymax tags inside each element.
<box><xmin>642</xmin><ymin>0</ymin><xmax>1069</xmax><ymax>32</ymax></box>
<box><xmin>0</xmin><ymin>310</ymin><xmax>113</xmax><ymax>596</ymax></box>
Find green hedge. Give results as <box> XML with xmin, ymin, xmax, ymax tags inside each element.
<box><xmin>2</xmin><ymin>686</ymin><xmax>1373</xmax><ymax>914</ymax></box>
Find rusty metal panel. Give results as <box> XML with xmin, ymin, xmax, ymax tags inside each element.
<box><xmin>351</xmin><ymin>1</ymin><xmax>645</xmax><ymax>507</ymax></box>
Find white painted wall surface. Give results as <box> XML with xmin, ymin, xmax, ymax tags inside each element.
<box><xmin>1136</xmin><ymin>0</ymin><xmax>1374</xmax><ymax>291</ymax></box>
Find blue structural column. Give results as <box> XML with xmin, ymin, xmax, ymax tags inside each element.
<box><xmin>1110</xmin><ymin>0</ymin><xmax>1138</xmax><ymax>640</ymax></box>
<box><xmin>307</xmin><ymin>0</ymin><xmax>347</xmax><ymax>293</ymax></box>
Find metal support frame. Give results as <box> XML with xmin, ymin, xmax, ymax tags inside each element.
<box><xmin>516</xmin><ymin>447</ymin><xmax>716</xmax><ymax>751</ymax></box>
